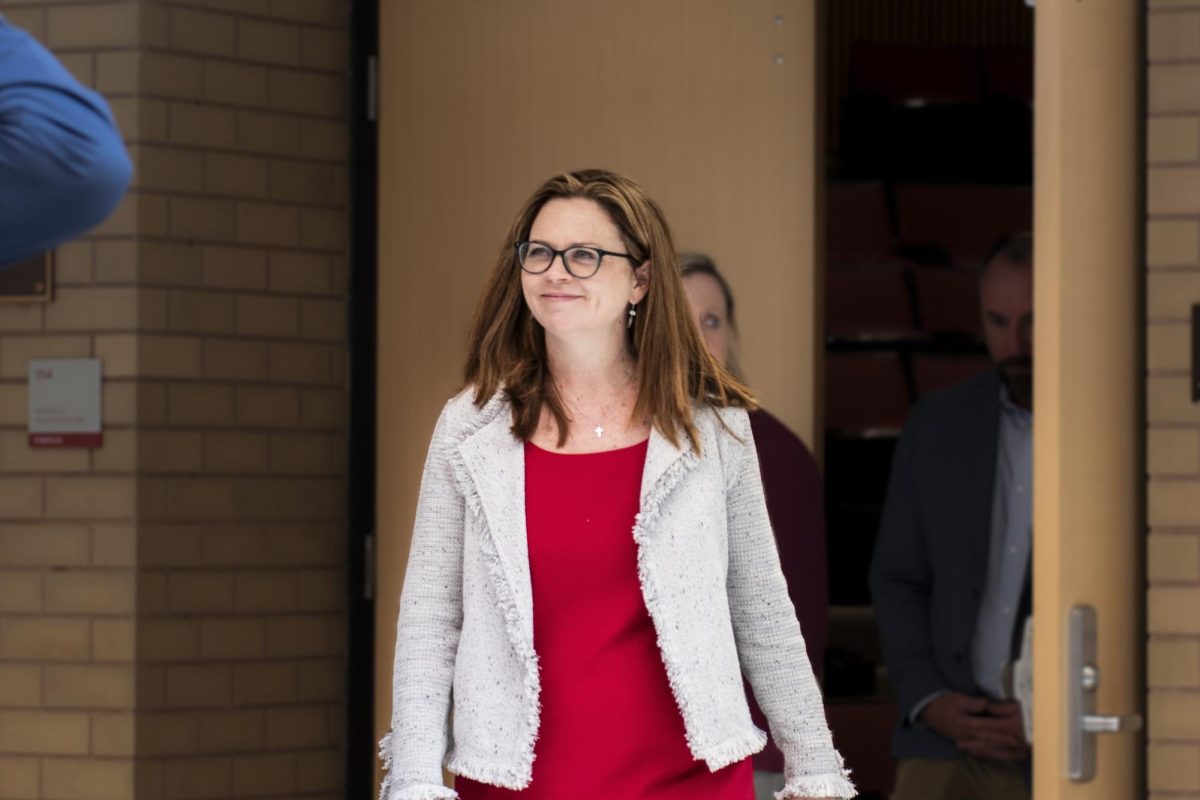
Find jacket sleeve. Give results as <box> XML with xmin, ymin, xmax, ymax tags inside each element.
<box><xmin>379</xmin><ymin>403</ymin><xmax>464</xmax><ymax>800</ymax></box>
<box><xmin>867</xmin><ymin>401</ymin><xmax>948</xmax><ymax>721</ymax></box>
<box><xmin>0</xmin><ymin>16</ymin><xmax>132</xmax><ymax>267</ymax></box>
<box><xmin>723</xmin><ymin>411</ymin><xmax>856</xmax><ymax>800</ymax></box>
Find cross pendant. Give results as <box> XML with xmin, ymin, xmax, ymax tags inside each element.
<box><xmin>594</xmin><ymin>425</ymin><xmax>604</xmax><ymax>438</ymax></box>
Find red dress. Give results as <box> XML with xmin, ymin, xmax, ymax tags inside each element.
<box><xmin>456</xmin><ymin>440</ymin><xmax>753</xmax><ymax>800</ymax></box>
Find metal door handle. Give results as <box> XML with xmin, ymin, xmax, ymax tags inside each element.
<box><xmin>1067</xmin><ymin>605</ymin><xmax>1143</xmax><ymax>782</ymax></box>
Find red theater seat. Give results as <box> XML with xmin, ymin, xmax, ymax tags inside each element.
<box><xmin>913</xmin><ymin>267</ymin><xmax>982</xmax><ymax>336</ymax></box>
<box><xmin>826</xmin><ymin>268</ymin><xmax>914</xmax><ymax>337</ymax></box>
<box><xmin>827</xmin><ymin>182</ymin><xmax>895</xmax><ymax>267</ymax></box>
<box><xmin>895</xmin><ymin>185</ymin><xmax>1032</xmax><ymax>267</ymax></box>
<box><xmin>825</xmin><ymin>353</ymin><xmax>910</xmax><ymax>433</ymax></box>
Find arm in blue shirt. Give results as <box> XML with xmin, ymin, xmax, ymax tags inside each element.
<box><xmin>0</xmin><ymin>16</ymin><xmax>132</xmax><ymax>268</ymax></box>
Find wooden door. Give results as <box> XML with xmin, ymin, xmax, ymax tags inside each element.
<box><xmin>374</xmin><ymin>0</ymin><xmax>822</xmax><ymax>788</ymax></box>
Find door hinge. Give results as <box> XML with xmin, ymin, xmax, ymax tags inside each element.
<box><xmin>366</xmin><ymin>55</ymin><xmax>378</xmax><ymax>122</ymax></box>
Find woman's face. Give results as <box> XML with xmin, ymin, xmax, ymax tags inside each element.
<box><xmin>521</xmin><ymin>197</ymin><xmax>648</xmax><ymax>342</ymax></box>
<box><xmin>682</xmin><ymin>271</ymin><xmax>732</xmax><ymax>367</ymax></box>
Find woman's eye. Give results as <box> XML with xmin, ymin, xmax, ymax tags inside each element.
<box><xmin>569</xmin><ymin>249</ymin><xmax>598</xmax><ymax>265</ymax></box>
<box><xmin>702</xmin><ymin>314</ymin><xmax>721</xmax><ymax>329</ymax></box>
<box><xmin>527</xmin><ymin>245</ymin><xmax>551</xmax><ymax>259</ymax></box>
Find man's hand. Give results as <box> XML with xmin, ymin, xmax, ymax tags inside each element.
<box><xmin>919</xmin><ymin>693</ymin><xmax>1030</xmax><ymax>762</ymax></box>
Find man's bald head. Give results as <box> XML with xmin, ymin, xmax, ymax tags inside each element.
<box><xmin>980</xmin><ymin>232</ymin><xmax>1033</xmax><ymax>409</ymax></box>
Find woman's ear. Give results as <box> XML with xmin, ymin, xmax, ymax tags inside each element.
<box><xmin>631</xmin><ymin>260</ymin><xmax>650</xmax><ymax>303</ymax></box>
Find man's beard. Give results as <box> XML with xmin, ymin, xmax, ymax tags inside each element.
<box><xmin>999</xmin><ymin>356</ymin><xmax>1033</xmax><ymax>409</ymax></box>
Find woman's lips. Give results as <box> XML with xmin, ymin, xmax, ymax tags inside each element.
<box><xmin>541</xmin><ymin>293</ymin><xmax>581</xmax><ymax>301</ymax></box>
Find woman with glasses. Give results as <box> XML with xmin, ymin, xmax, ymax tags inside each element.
<box><xmin>379</xmin><ymin>169</ymin><xmax>854</xmax><ymax>800</ymax></box>
<box><xmin>680</xmin><ymin>253</ymin><xmax>830</xmax><ymax>800</ymax></box>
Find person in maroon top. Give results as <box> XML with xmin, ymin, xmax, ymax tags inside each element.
<box><xmin>681</xmin><ymin>253</ymin><xmax>831</xmax><ymax>800</ymax></box>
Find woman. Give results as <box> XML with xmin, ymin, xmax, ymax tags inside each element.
<box><xmin>680</xmin><ymin>254</ymin><xmax>831</xmax><ymax>800</ymax></box>
<box><xmin>380</xmin><ymin>169</ymin><xmax>854</xmax><ymax>800</ymax></box>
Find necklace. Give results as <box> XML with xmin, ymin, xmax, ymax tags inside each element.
<box><xmin>560</xmin><ymin>370</ymin><xmax>636</xmax><ymax>439</ymax></box>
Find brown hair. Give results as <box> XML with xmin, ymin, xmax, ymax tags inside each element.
<box><xmin>463</xmin><ymin>169</ymin><xmax>755</xmax><ymax>450</ymax></box>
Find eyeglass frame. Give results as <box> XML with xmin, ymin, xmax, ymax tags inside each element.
<box><xmin>514</xmin><ymin>240</ymin><xmax>637</xmax><ymax>279</ymax></box>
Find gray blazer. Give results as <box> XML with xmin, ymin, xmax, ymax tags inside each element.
<box><xmin>868</xmin><ymin>369</ymin><xmax>1003</xmax><ymax>759</ymax></box>
<box><xmin>380</xmin><ymin>389</ymin><xmax>855</xmax><ymax>800</ymax></box>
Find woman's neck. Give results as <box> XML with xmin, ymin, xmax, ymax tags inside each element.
<box><xmin>544</xmin><ymin>331</ymin><xmax>635</xmax><ymax>395</ymax></box>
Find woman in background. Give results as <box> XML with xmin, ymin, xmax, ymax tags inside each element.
<box><xmin>380</xmin><ymin>170</ymin><xmax>852</xmax><ymax>800</ymax></box>
<box><xmin>681</xmin><ymin>253</ymin><xmax>831</xmax><ymax>800</ymax></box>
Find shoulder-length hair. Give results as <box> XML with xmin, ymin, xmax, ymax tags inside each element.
<box><xmin>463</xmin><ymin>168</ymin><xmax>754</xmax><ymax>450</ymax></box>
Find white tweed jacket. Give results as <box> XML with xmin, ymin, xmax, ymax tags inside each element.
<box><xmin>380</xmin><ymin>389</ymin><xmax>855</xmax><ymax>800</ymax></box>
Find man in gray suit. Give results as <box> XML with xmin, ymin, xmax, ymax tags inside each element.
<box><xmin>870</xmin><ymin>233</ymin><xmax>1034</xmax><ymax>800</ymax></box>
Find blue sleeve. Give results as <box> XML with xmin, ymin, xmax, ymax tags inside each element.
<box><xmin>0</xmin><ymin>16</ymin><xmax>132</xmax><ymax>268</ymax></box>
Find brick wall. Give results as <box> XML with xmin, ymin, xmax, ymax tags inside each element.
<box><xmin>0</xmin><ymin>2</ymin><xmax>351</xmax><ymax>798</ymax></box>
<box><xmin>1147</xmin><ymin>0</ymin><xmax>1200</xmax><ymax>796</ymax></box>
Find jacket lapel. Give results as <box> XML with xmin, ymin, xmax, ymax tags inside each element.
<box><xmin>959</xmin><ymin>372</ymin><xmax>1003</xmax><ymax>593</ymax></box>
<box><xmin>457</xmin><ymin>406</ymin><xmax>534</xmax><ymax>646</ymax></box>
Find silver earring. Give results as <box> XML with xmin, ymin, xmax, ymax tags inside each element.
<box><xmin>627</xmin><ymin>303</ymin><xmax>637</xmax><ymax>329</ymax></box>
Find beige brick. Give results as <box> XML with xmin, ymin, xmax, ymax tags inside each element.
<box><xmin>235</xmin><ymin>571</ymin><xmax>298</xmax><ymax>612</ymax></box>
<box><xmin>1151</xmin><ymin>587</ymin><xmax>1200</xmax><ymax>633</ymax></box>
<box><xmin>94</xmin><ymin>192</ymin><xmax>138</xmax><ymax>237</ymax></box>
<box><xmin>300</xmin><ymin>299</ymin><xmax>345</xmax><ymax>342</ymax></box>
<box><xmin>269</xmin><ymin>342</ymin><xmax>331</xmax><ymax>382</ymax></box>
<box><xmin>140</xmin><ymin>620</ymin><xmax>201</xmax><ymax>663</ymax></box>
<box><xmin>1151</xmin><ymin>639</ymin><xmax>1200</xmax><ymax>687</ymax></box>
<box><xmin>170</xmin><ymin>6</ymin><xmax>236</xmax><ymax>56</ymax></box>
<box><xmin>267</xmin><ymin>616</ymin><xmax>327</xmax><ymax>656</ymax></box>
<box><xmin>44</xmin><ymin>665</ymin><xmax>134</xmax><ymax>709</ymax></box>
<box><xmin>269</xmin><ymin>251</ymin><xmax>332</xmax><ymax>294</ymax></box>
<box><xmin>135</xmin><ymin>146</ymin><xmax>206</xmax><ymax>194</ymax></box>
<box><xmin>1150</xmin><ymin>690</ymin><xmax>1200</xmax><ymax>738</ymax></box>
<box><xmin>169</xmin><ymin>383</ymin><xmax>235</xmax><ymax>426</ymax></box>
<box><xmin>0</xmin><ymin>335</ymin><xmax>90</xmax><ymax>379</ymax></box>
<box><xmin>198</xmin><ymin>710</ymin><xmax>264</xmax><ymax>752</ymax></box>
<box><xmin>202</xmin><ymin>618</ymin><xmax>266</xmax><ymax>660</ymax></box>
<box><xmin>0</xmin><ymin>570</ymin><xmax>42</xmax><ymax>613</ymax></box>
<box><xmin>295</xmin><ymin>749</ymin><xmax>341</xmax><ymax>791</ymax></box>
<box><xmin>205</xmin><ymin>61</ymin><xmax>269</xmax><ymax>107</ymax></box>
<box><xmin>265</xmin><ymin>525</ymin><xmax>340</xmax><ymax>566</ymax></box>
<box><xmin>210</xmin><ymin>0</ymin><xmax>272</xmax><ymax>12</ymax></box>
<box><xmin>1153</xmin><ymin>0</ymin><xmax>1200</xmax><ymax>7</ymax></box>
<box><xmin>166</xmin><ymin>665</ymin><xmax>232</xmax><ymax>709</ymax></box>
<box><xmin>203</xmin><ymin>527</ymin><xmax>270</xmax><ymax>566</ymax></box>
<box><xmin>167</xmin><ymin>477</ymin><xmax>236</xmax><ymax>519</ymax></box>
<box><xmin>233</xmin><ymin>663</ymin><xmax>296</xmax><ymax>706</ymax></box>
<box><xmin>1149</xmin><ymin>322</ymin><xmax>1191</xmax><ymax>371</ymax></box>
<box><xmin>298</xmin><ymin>569</ymin><xmax>341</xmax><ymax>611</ymax></box>
<box><xmin>269</xmin><ymin>0</ymin><xmax>338</xmax><ymax>25</ymax></box>
<box><xmin>1149</xmin><ymin>376</ymin><xmax>1200</xmax><ymax>423</ymax></box>
<box><xmin>104</xmin><ymin>382</ymin><xmax>162</xmax><ymax>426</ymax></box>
<box><xmin>171</xmin><ymin>196</ymin><xmax>237</xmax><ymax>241</ymax></box>
<box><xmin>301</xmin><ymin>208</ymin><xmax>348</xmax><ymax>250</ymax></box>
<box><xmin>143</xmin><ymin>53</ymin><xmax>205</xmax><ymax>100</ymax></box>
<box><xmin>89</xmin><ymin>429</ymin><xmax>135</xmax><ymax>473</ymax></box>
<box><xmin>236</xmin><ymin>110</ymin><xmax>302</xmax><ymax>155</ymax></box>
<box><xmin>237</xmin><ymin>18</ymin><xmax>301</xmax><ymax>65</ymax></box>
<box><xmin>137</xmin><ymin>712</ymin><xmax>200</xmax><ymax>756</ymax></box>
<box><xmin>45</xmin><ymin>570</ymin><xmax>135</xmax><ymax>615</ymax></box>
<box><xmin>270</xmin><ymin>160</ymin><xmax>335</xmax><ymax>205</ymax></box>
<box><xmin>202</xmin><ymin>432</ymin><xmax>269</xmax><ymax>473</ymax></box>
<box><xmin>1150</xmin><ymin>12</ymin><xmax>1200</xmax><ymax>60</ymax></box>
<box><xmin>0</xmin><ymin>385</ymin><xmax>21</xmax><ymax>426</ymax></box>
<box><xmin>202</xmin><ymin>246</ymin><xmax>268</xmax><ymax>290</ymax></box>
<box><xmin>1151</xmin><ymin>743</ymin><xmax>1200</xmax><ymax>791</ymax></box>
<box><xmin>265</xmin><ymin>705</ymin><xmax>327</xmax><ymax>748</ymax></box>
<box><xmin>236</xmin><ymin>295</ymin><xmax>298</xmax><ymax>338</ymax></box>
<box><xmin>54</xmin><ymin>241</ymin><xmax>93</xmax><ymax>285</ymax></box>
<box><xmin>47</xmin><ymin>3</ymin><xmax>139</xmax><ymax>48</ymax></box>
<box><xmin>94</xmin><ymin>333</ymin><xmax>137</xmax><ymax>377</ymax></box>
<box><xmin>270</xmin><ymin>432</ymin><xmax>333</xmax><ymax>474</ymax></box>
<box><xmin>1149</xmin><ymin>270</ymin><xmax>1200</xmax><ymax>319</ymax></box>
<box><xmin>0</xmin><ymin>664</ymin><xmax>40</xmax><ymax>707</ymax></box>
<box><xmin>1151</xmin><ymin>534</ymin><xmax>1200</xmax><ymax>581</ymax></box>
<box><xmin>91</xmin><ymin>712</ymin><xmax>134</xmax><ymax>757</ymax></box>
<box><xmin>93</xmin><ymin>240</ymin><xmax>136</xmax><ymax>284</ymax></box>
<box><xmin>3</xmin><ymin>9</ymin><xmax>45</xmax><ymax>40</ymax></box>
<box><xmin>93</xmin><ymin>525</ymin><xmax>136</xmax><ymax>567</ymax></box>
<box><xmin>45</xmin><ymin>287</ymin><xmax>140</xmax><ymax>331</ymax></box>
<box><xmin>0</xmin><ymin>618</ymin><xmax>89</xmax><ymax>661</ymax></box>
<box><xmin>168</xmin><ymin>572</ymin><xmax>234</xmax><ymax>613</ymax></box>
<box><xmin>301</xmin><ymin>27</ymin><xmax>348</xmax><ymax>72</ymax></box>
<box><xmin>168</xmin><ymin>290</ymin><xmax>237</xmax><ymax>335</ymax></box>
<box><xmin>136</xmin><ymin>333</ymin><xmax>203</xmax><ymax>377</ymax></box>
<box><xmin>0</xmin><ymin>710</ymin><xmax>88</xmax><ymax>755</ymax></box>
<box><xmin>237</xmin><ymin>386</ymin><xmax>300</xmax><ymax>427</ymax></box>
<box><xmin>0</xmin><ymin>478</ymin><xmax>44</xmax><ymax>519</ymax></box>
<box><xmin>163</xmin><ymin>757</ymin><xmax>232</xmax><ymax>800</ymax></box>
<box><xmin>300</xmin><ymin>119</ymin><xmax>347</xmax><ymax>161</ymax></box>
<box><xmin>1150</xmin><ymin>479</ymin><xmax>1200</xmax><ymax>526</ymax></box>
<box><xmin>46</xmin><ymin>477</ymin><xmax>134</xmax><ymax>519</ymax></box>
<box><xmin>301</xmin><ymin>388</ymin><xmax>344</xmax><ymax>429</ymax></box>
<box><xmin>141</xmin><ymin>193</ymin><xmax>172</xmax><ymax>238</ymax></box>
<box><xmin>203</xmin><ymin>339</ymin><xmax>268</xmax><ymax>380</ymax></box>
<box><xmin>1150</xmin><ymin>167</ymin><xmax>1200</xmax><ymax>214</ymax></box>
<box><xmin>1152</xmin><ymin>63</ymin><xmax>1200</xmax><ymax>112</ymax></box>
<box><xmin>231</xmin><ymin>478</ymin><xmax>297</xmax><ymax>519</ymax></box>
<box><xmin>204</xmin><ymin>153</ymin><xmax>270</xmax><ymax>199</ymax></box>
<box><xmin>141</xmin><ymin>524</ymin><xmax>203</xmax><ymax>568</ymax></box>
<box><xmin>0</xmin><ymin>431</ymin><xmax>90</xmax><ymax>473</ymax></box>
<box><xmin>109</xmin><ymin>96</ymin><xmax>169</xmax><ymax>143</ymax></box>
<box><xmin>0</xmin><ymin>756</ymin><xmax>39</xmax><ymax>798</ymax></box>
<box><xmin>1149</xmin><ymin>116</ymin><xmax>1200</xmax><ymax>163</ymax></box>
<box><xmin>93</xmin><ymin>619</ymin><xmax>135</xmax><ymax>662</ymax></box>
<box><xmin>140</xmin><ymin>573</ymin><xmax>168</xmax><ymax>615</ymax></box>
<box><xmin>296</xmin><ymin>659</ymin><xmax>340</xmax><ymax>701</ymax></box>
<box><xmin>138</xmin><ymin>242</ymin><xmax>205</xmax><ymax>287</ymax></box>
<box><xmin>169</xmin><ymin>102</ymin><xmax>237</xmax><ymax>149</ymax></box>
<box><xmin>236</xmin><ymin>202</ymin><xmax>300</xmax><ymax>246</ymax></box>
<box><xmin>0</xmin><ymin>302</ymin><xmax>43</xmax><ymax>333</ymax></box>
<box><xmin>140</xmin><ymin>431</ymin><xmax>204</xmax><ymax>472</ymax></box>
<box><xmin>233</xmin><ymin>753</ymin><xmax>295</xmax><ymax>797</ymax></box>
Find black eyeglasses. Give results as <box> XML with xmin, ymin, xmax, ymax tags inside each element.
<box><xmin>515</xmin><ymin>240</ymin><xmax>635</xmax><ymax>279</ymax></box>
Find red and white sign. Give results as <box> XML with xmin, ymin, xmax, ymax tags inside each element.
<box><xmin>28</xmin><ymin>359</ymin><xmax>102</xmax><ymax>448</ymax></box>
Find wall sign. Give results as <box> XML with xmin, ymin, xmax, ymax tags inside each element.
<box><xmin>28</xmin><ymin>358</ymin><xmax>102</xmax><ymax>447</ymax></box>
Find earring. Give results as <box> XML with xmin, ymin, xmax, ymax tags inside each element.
<box><xmin>627</xmin><ymin>303</ymin><xmax>637</xmax><ymax>329</ymax></box>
